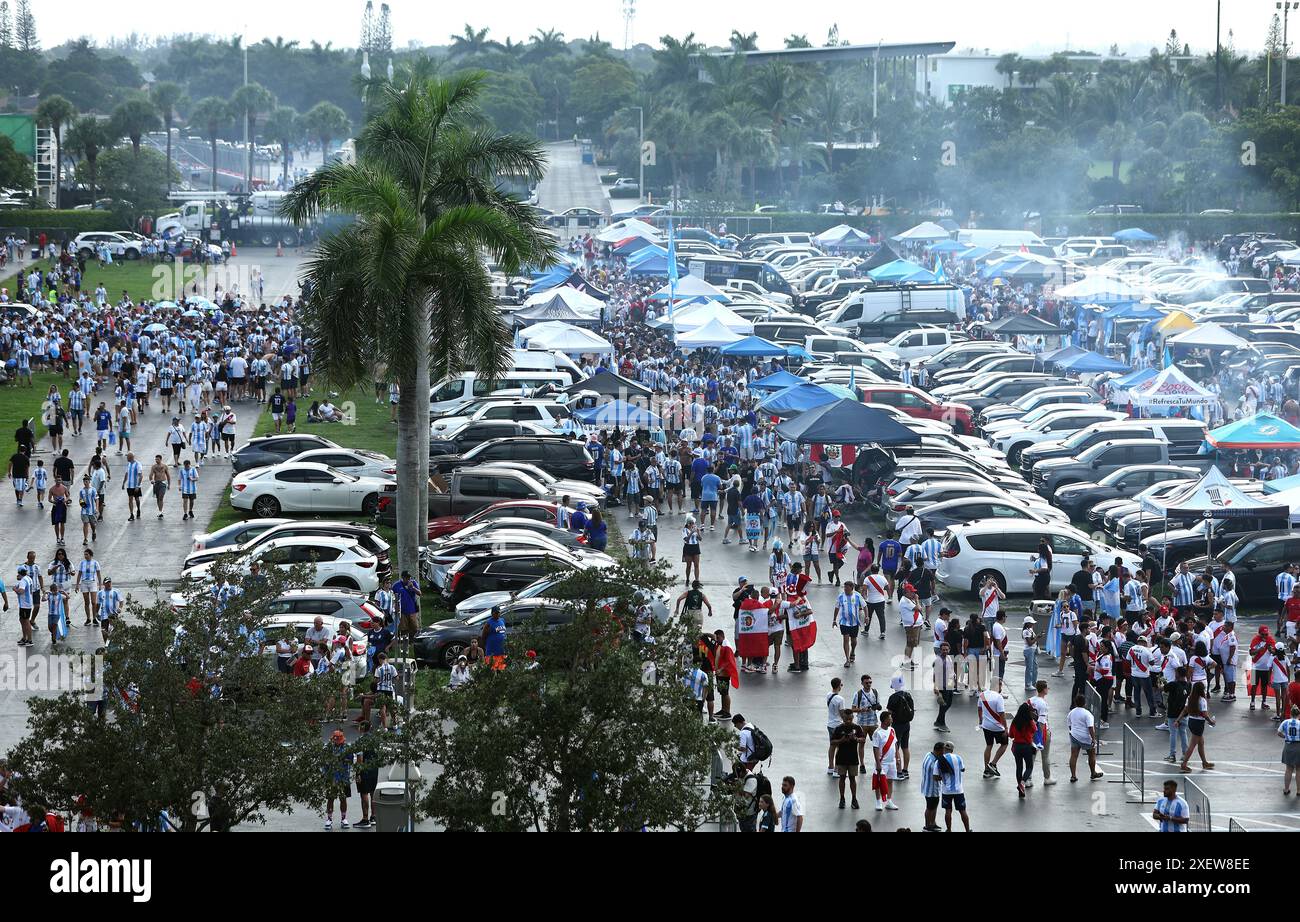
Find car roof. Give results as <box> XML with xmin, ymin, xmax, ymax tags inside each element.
<box><xmin>248</xmin><ymin>434</ymin><xmax>332</xmax><ymax>446</ymax></box>
<box><xmin>273</xmin><ymin>587</ymin><xmax>367</xmax><ymax>599</ymax></box>
<box><xmin>258</xmin><ymin>534</ymin><xmax>361</xmax><ymax>549</ymax></box>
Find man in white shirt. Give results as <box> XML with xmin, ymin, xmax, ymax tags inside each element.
<box><xmin>989</xmin><ymin>611</ymin><xmax>1009</xmax><ymax>693</ymax></box>
<box><xmin>1067</xmin><ymin>694</ymin><xmax>1105</xmax><ymax>782</ymax></box>
<box><xmin>825</xmin><ymin>677</ymin><xmax>846</xmax><ymax>776</ymax></box>
<box><xmin>898</xmin><ymin>585</ymin><xmax>924</xmax><ymax>670</ymax></box>
<box><xmin>779</xmin><ymin>776</ymin><xmax>804</xmax><ymax>832</ymax></box>
<box><xmin>895</xmin><ymin>506</ymin><xmax>922</xmax><ymax>547</ymax></box>
<box><xmin>977</xmin><ymin>688</ymin><xmax>1007</xmax><ymax>778</ymax></box>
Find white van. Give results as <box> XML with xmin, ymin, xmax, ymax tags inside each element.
<box><xmin>428</xmin><ymin>369</ymin><xmax>574</xmax><ymax>416</ymax></box>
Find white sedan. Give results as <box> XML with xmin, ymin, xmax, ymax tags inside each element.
<box><xmin>229</xmin><ymin>462</ymin><xmax>396</xmax><ymax>517</ymax></box>
<box><xmin>181</xmin><ymin>535</ymin><xmax>381</xmax><ymax>593</ymax></box>
<box><xmin>283</xmin><ymin>447</ymin><xmax>398</xmax><ymax>480</ymax></box>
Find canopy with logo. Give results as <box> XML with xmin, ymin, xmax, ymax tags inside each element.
<box><xmin>1127</xmin><ymin>365</ymin><xmax>1217</xmax><ymax>407</ymax></box>
<box><xmin>1206</xmin><ymin>412</ymin><xmax>1300</xmax><ymax>450</ymax></box>
<box><xmin>773</xmin><ymin>398</ymin><xmax>921</xmax><ymax>446</ymax></box>
<box><xmin>1139</xmin><ymin>466</ymin><xmax>1288</xmax><ymax>564</ymax></box>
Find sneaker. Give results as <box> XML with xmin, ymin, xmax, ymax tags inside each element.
<box><xmin>851</xmin><ymin>799</ymin><xmax>860</xmax><ymax>810</ymax></box>
<box><xmin>714</xmin><ymin>712</ymin><xmax>732</xmax><ymax>720</ymax></box>
<box><xmin>936</xmin><ymin>724</ymin><xmax>951</xmax><ymax>732</ymax></box>
<box><xmin>884</xmin><ymin>800</ymin><xmax>899</xmax><ymax>810</ymax></box>
<box><xmin>340</xmin><ymin>819</ymin><xmax>349</xmax><ymax>829</ymax></box>
<box><xmin>1043</xmin><ymin>778</ymin><xmax>1056</xmax><ymax>786</ymax></box>
<box><xmin>1154</xmin><ymin>722</ymin><xmax>1168</xmax><ymax>731</ymax></box>
<box><xmin>826</xmin><ymin>767</ymin><xmax>837</xmax><ymax>776</ymax></box>
<box><xmin>1090</xmin><ymin>771</ymin><xmax>1105</xmax><ymax>780</ymax></box>
<box><xmin>874</xmin><ymin>800</ymin><xmax>884</xmax><ymax>811</ymax></box>
<box><xmin>989</xmin><ymin>765</ymin><xmax>1000</xmax><ymax>777</ymax></box>
<box><xmin>1023</xmin><ymin>780</ymin><xmax>1033</xmax><ymax>788</ymax></box>
<box><xmin>323</xmin><ymin>820</ymin><xmax>332</xmax><ymax>830</ymax></box>
<box><xmin>983</xmin><ymin>767</ymin><xmax>996</xmax><ymax>778</ymax></box>
<box><xmin>839</xmin><ymin>797</ymin><xmax>846</xmax><ymax>809</ymax></box>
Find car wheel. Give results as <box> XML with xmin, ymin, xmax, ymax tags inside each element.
<box><xmin>251</xmin><ymin>495</ymin><xmax>281</xmax><ymax>517</ymax></box>
<box><xmin>1008</xmin><ymin>442</ymin><xmax>1030</xmax><ymax>466</ymax></box>
<box><xmin>324</xmin><ymin>576</ymin><xmax>359</xmax><ymax>590</ymax></box>
<box><xmin>971</xmin><ymin>569</ymin><xmax>1006</xmax><ymax>595</ymax></box>
<box><xmin>441</xmin><ymin>642</ymin><xmax>466</xmax><ymax>668</ymax></box>
<box><xmin>953</xmin><ymin>419</ymin><xmax>968</xmax><ymax>435</ymax></box>
<box><xmin>259</xmin><ymin>231</ymin><xmax>276</xmax><ymax>247</ymax></box>
<box><xmin>124</xmin><ymin>248</ymin><xmax>141</xmax><ymax>260</ymax></box>
<box><xmin>361</xmin><ymin>493</ymin><xmax>379</xmax><ymax>515</ymax></box>
<box><xmin>281</xmin><ymin>232</ymin><xmax>299</xmax><ymax>247</ymax></box>
<box><xmin>77</xmin><ymin>248</ymin><xmax>93</xmax><ymax>260</ymax></box>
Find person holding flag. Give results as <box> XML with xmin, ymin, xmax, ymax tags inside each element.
<box><xmin>46</xmin><ymin>584</ymin><xmax>68</xmax><ymax>647</ymax></box>
<box><xmin>736</xmin><ymin>585</ymin><xmax>771</xmax><ymax>673</ymax></box>
<box><xmin>786</xmin><ymin>592</ymin><xmax>817</xmax><ymax>673</ymax></box>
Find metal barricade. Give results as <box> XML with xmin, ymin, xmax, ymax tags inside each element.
<box><xmin>1084</xmin><ymin>681</ymin><xmax>1114</xmax><ymax>754</ymax></box>
<box><xmin>1183</xmin><ymin>778</ymin><xmax>1212</xmax><ymax>832</ymax></box>
<box><xmin>1120</xmin><ymin>723</ymin><xmax>1145</xmax><ymax>803</ymax></box>
<box><xmin>1227</xmin><ymin>817</ymin><xmax>1247</xmax><ymax>833</ymax></box>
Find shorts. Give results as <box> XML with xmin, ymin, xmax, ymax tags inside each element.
<box><xmin>1288</xmin><ymin>621</ymin><xmax>1298</xmax><ymax>639</ymax></box>
<box><xmin>941</xmin><ymin>793</ymin><xmax>967</xmax><ymax>811</ymax></box>
<box><xmin>701</xmin><ymin>500</ymin><xmax>717</xmax><ymax>513</ymax></box>
<box><xmin>17</xmin><ymin>607</ymin><xmax>31</xmax><ymax>623</ymax></box>
<box><xmin>1187</xmin><ymin>717</ymin><xmax>1207</xmax><ymax>737</ymax></box>
<box><xmin>11</xmin><ymin>477</ymin><xmax>25</xmax><ymax>492</ymax></box>
<box><xmin>982</xmin><ymin>728</ymin><xmax>1007</xmax><ymax>746</ymax></box>
<box><xmin>727</xmin><ymin>511</ymin><xmax>741</xmax><ymax>527</ymax></box>
<box><xmin>153</xmin><ymin>482</ymin><xmax>168</xmax><ymax>500</ymax></box>
<box><xmin>1070</xmin><ymin>735</ymin><xmax>1095</xmax><ymax>751</ymax></box>
<box><xmin>332</xmin><ymin>781</ymin><xmax>352</xmax><ymax>798</ymax></box>
<box><xmin>81</xmin><ymin>512</ymin><xmax>96</xmax><ymax>523</ymax></box>
<box><xmin>836</xmin><ymin>764</ymin><xmax>859</xmax><ymax>777</ymax></box>
<box><xmin>357</xmin><ymin>770</ymin><xmax>379</xmax><ymax>795</ymax></box>
<box><xmin>682</xmin><ymin>544</ymin><xmax>700</xmax><ymax>558</ymax></box>
<box><xmin>127</xmin><ymin>487</ymin><xmax>142</xmax><ymax>498</ymax></box>
<box><xmin>905</xmin><ymin>625</ymin><xmax>922</xmax><ymax>647</ymax></box>
<box><xmin>786</xmin><ymin>514</ymin><xmax>800</xmax><ymax>529</ymax></box>
<box><xmin>47</xmin><ymin>610</ymin><xmax>61</xmax><ymax>629</ymax></box>
<box><xmin>925</xmin><ymin>795</ymin><xmax>941</xmax><ymax>811</ymax></box>
<box><xmin>398</xmin><ymin>612</ymin><xmax>420</xmax><ymax>634</ymax></box>
<box><xmin>159</xmin><ymin>387</ymin><xmax>173</xmax><ymax>397</ymax></box>
<box><xmin>894</xmin><ymin>721</ymin><xmax>910</xmax><ymax>750</ymax></box>
<box><xmin>689</xmin><ymin>482</ymin><xmax>701</xmax><ymax>500</ymax></box>
<box><xmin>839</xmin><ymin>624</ymin><xmax>860</xmax><ymax>638</ymax></box>
<box><xmin>668</xmin><ymin>481</ymin><xmax>683</xmax><ymax>493</ymax></box>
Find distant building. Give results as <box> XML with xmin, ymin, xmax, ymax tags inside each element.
<box><xmin>918</xmin><ymin>52</ymin><xmax>1197</xmax><ymax>103</ymax></box>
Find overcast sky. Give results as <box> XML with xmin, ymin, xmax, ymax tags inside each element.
<box><xmin>51</xmin><ymin>0</ymin><xmax>1273</xmax><ymax>57</ymax></box>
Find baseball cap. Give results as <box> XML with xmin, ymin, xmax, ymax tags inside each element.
<box><xmin>1022</xmin><ymin>615</ymin><xmax>1036</xmax><ymax>625</ymax></box>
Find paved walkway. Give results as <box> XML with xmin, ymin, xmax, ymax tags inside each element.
<box><xmin>0</xmin><ymin>251</ymin><xmax>305</xmax><ymax>755</ymax></box>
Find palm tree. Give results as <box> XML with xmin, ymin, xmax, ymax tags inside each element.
<box><xmin>282</xmin><ymin>65</ymin><xmax>556</xmax><ymax>573</ymax></box>
<box><xmin>303</xmin><ymin>101</ymin><xmax>351</xmax><ymax>161</ymax></box>
<box><xmin>231</xmin><ymin>82</ymin><xmax>276</xmax><ymax>187</ymax></box>
<box><xmin>784</xmin><ymin>34</ymin><xmax>811</xmax><ymax>49</ymax></box>
<box><xmin>1035</xmin><ymin>74</ymin><xmax>1085</xmax><ymax>137</ymax></box>
<box><xmin>150</xmin><ymin>81</ymin><xmax>187</xmax><ymax>192</ymax></box>
<box><xmin>729</xmin><ymin>30</ymin><xmax>759</xmax><ymax>52</ymax></box>
<box><xmin>995</xmin><ymin>53</ymin><xmax>1022</xmax><ymax>88</ymax></box>
<box><xmin>262</xmin><ymin>106</ymin><xmax>300</xmax><ymax>181</ymax></box>
<box><xmin>188</xmin><ymin>96</ymin><xmax>230</xmax><ymax>191</ymax></box>
<box><xmin>110</xmin><ymin>96</ymin><xmax>161</xmax><ymax>158</ymax></box>
<box><xmin>35</xmin><ymin>94</ymin><xmax>75</xmax><ymax>205</ymax></box>
<box><xmin>64</xmin><ymin>116</ymin><xmax>113</xmax><ymax>206</ymax></box>
<box><xmin>651</xmin><ymin>33</ymin><xmax>704</xmax><ymax>90</ymax></box>
<box><xmin>448</xmin><ymin>24</ymin><xmax>500</xmax><ymax>58</ymax></box>
<box><xmin>527</xmin><ymin>29</ymin><xmax>567</xmax><ymax>61</ymax></box>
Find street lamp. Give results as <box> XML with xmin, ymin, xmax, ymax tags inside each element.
<box><xmin>1281</xmin><ymin>2</ymin><xmax>1299</xmax><ymax>106</ymax></box>
<box><xmin>629</xmin><ymin>105</ymin><xmax>644</xmax><ymax>204</ymax></box>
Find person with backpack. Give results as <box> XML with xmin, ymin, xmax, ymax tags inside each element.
<box><xmin>735</xmin><ymin>767</ymin><xmax>772</xmax><ymax>832</ymax></box>
<box><xmin>877</xmin><ymin>530</ymin><xmax>903</xmax><ymax>596</ymax></box>
<box><xmin>886</xmin><ymin>675</ymin><xmax>915</xmax><ymax>780</ymax></box>
<box><xmin>731</xmin><ymin>714</ymin><xmax>771</xmax><ymax>772</ymax></box>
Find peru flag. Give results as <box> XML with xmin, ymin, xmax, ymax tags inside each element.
<box><xmin>788</xmin><ymin>600</ymin><xmax>817</xmax><ymax>653</ymax></box>
<box><xmin>736</xmin><ymin>599</ymin><xmax>770</xmax><ymax>658</ymax></box>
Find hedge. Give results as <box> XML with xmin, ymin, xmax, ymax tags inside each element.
<box><xmin>0</xmin><ymin>209</ymin><xmax>125</xmax><ymax>238</ymax></box>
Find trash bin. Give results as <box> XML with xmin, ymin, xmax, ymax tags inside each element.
<box><xmin>372</xmin><ymin>781</ymin><xmax>412</xmax><ymax>832</ymax></box>
<box><xmin>30</xmin><ymin>247</ymin><xmax>38</xmax><ymax>260</ymax></box>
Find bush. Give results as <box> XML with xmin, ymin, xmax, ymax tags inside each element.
<box><xmin>0</xmin><ymin>209</ymin><xmax>124</xmax><ymax>239</ymax></box>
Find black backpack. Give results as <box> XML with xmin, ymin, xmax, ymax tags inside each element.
<box><xmin>751</xmin><ymin>771</ymin><xmax>772</xmax><ymax>801</ymax></box>
<box><xmin>891</xmin><ymin>691</ymin><xmax>916</xmax><ymax>724</ymax></box>
<box><xmin>748</xmin><ymin>725</ymin><xmax>774</xmax><ymax>763</ymax></box>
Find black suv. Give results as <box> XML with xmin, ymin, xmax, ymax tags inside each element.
<box><xmin>430</xmin><ymin>421</ymin><xmax>554</xmax><ymax>457</ymax></box>
<box><xmin>1183</xmin><ymin>531</ymin><xmax>1300</xmax><ymax>603</ymax></box>
<box><xmin>415</xmin><ymin>600</ymin><xmax>572</xmax><ymax>667</ymax></box>
<box><xmin>443</xmin><ymin>549</ymin><xmax>583</xmax><ymax>604</ymax></box>
<box><xmin>430</xmin><ymin>437</ymin><xmax>595</xmax><ymax>482</ymax></box>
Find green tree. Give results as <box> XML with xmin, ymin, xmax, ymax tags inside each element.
<box><xmin>14</xmin><ymin>0</ymin><xmax>34</xmax><ymax>52</ymax></box>
<box><xmin>784</xmin><ymin>34</ymin><xmax>811</xmax><ymax>49</ymax></box>
<box><xmin>262</xmin><ymin>106</ymin><xmax>301</xmax><ymax>181</ymax></box>
<box><xmin>231</xmin><ymin>82</ymin><xmax>276</xmax><ymax>186</ymax></box>
<box><xmin>0</xmin><ymin>132</ymin><xmax>29</xmax><ymax>190</ymax></box>
<box><xmin>302</xmin><ymin>100</ymin><xmax>351</xmax><ymax>160</ymax></box>
<box><xmin>476</xmin><ymin>70</ymin><xmax>543</xmax><ymax>135</ymax></box>
<box><xmin>995</xmin><ymin>53</ymin><xmax>1022</xmax><ymax>88</ymax></box>
<box><xmin>35</xmin><ymin>94</ymin><xmax>74</xmax><ymax>205</ymax></box>
<box><xmin>110</xmin><ymin>96</ymin><xmax>161</xmax><ymax>158</ymax></box>
<box><xmin>186</xmin><ymin>96</ymin><xmax>230</xmax><ymax>192</ymax></box>
<box><xmin>88</xmin><ymin>145</ymin><xmax>177</xmax><ymax>206</ymax></box>
<box><xmin>5</xmin><ymin>566</ymin><xmax>330</xmax><ymax>831</ymax></box>
<box><xmin>64</xmin><ymin>115</ymin><xmax>113</xmax><ymax>204</ymax></box>
<box><xmin>411</xmin><ymin>561</ymin><xmax>731</xmax><ymax>831</ymax></box>
<box><xmin>150</xmin><ymin>81</ymin><xmax>187</xmax><ymax>192</ymax></box>
<box><xmin>282</xmin><ymin>64</ymin><xmax>555</xmax><ymax>575</ymax></box>
<box><xmin>569</xmin><ymin>56</ymin><xmax>637</xmax><ymax>130</ymax></box>
<box><xmin>729</xmin><ymin>30</ymin><xmax>759</xmax><ymax>52</ymax></box>
<box><xmin>448</xmin><ymin>24</ymin><xmax>501</xmax><ymax>58</ymax></box>
<box><xmin>526</xmin><ymin>28</ymin><xmax>568</xmax><ymax>62</ymax></box>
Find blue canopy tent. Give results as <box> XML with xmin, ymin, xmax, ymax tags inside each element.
<box><xmin>1055</xmin><ymin>350</ymin><xmax>1130</xmax><ymax>373</ymax></box>
<box><xmin>1113</xmin><ymin>227</ymin><xmax>1158</xmax><ymax>243</ymax></box>
<box><xmin>928</xmin><ymin>238</ymin><xmax>967</xmax><ymax>254</ymax></box>
<box><xmin>1039</xmin><ymin>344</ymin><xmax>1087</xmax><ymax>365</ymax></box>
<box><xmin>1114</xmin><ymin>367</ymin><xmax>1157</xmax><ymax>388</ymax></box>
<box><xmin>774</xmin><ymin>398</ymin><xmax>922</xmax><ymax>446</ymax></box>
<box><xmin>571</xmin><ymin>400</ymin><xmax>663</xmax><ymax>429</ymax></box>
<box><xmin>756</xmin><ymin>382</ymin><xmax>857</xmax><ymax>417</ymax></box>
<box><xmin>720</xmin><ymin>335</ymin><xmax>787</xmax><ymax>357</ymax></box>
<box><xmin>627</xmin><ymin>253</ymin><xmax>683</xmax><ymax>277</ymax></box>
<box><xmin>1101</xmin><ymin>301</ymin><xmax>1166</xmax><ymax>320</ymax></box>
<box><xmin>749</xmin><ymin>369</ymin><xmax>804</xmax><ymax>392</ymax></box>
<box><xmin>868</xmin><ymin>259</ymin><xmax>937</xmax><ymax>283</ymax></box>
<box><xmin>832</xmin><ymin>232</ymin><xmax>879</xmax><ymax>252</ymax></box>
<box><xmin>562</xmin><ymin>271</ymin><xmax>610</xmax><ymax>301</ymax></box>
<box><xmin>1265</xmin><ymin>472</ymin><xmax>1300</xmax><ymax>494</ymax></box>
<box><xmin>954</xmin><ymin>245</ymin><xmax>993</xmax><ymax>262</ymax></box>
<box><xmin>1207</xmin><ymin>413</ymin><xmax>1300</xmax><ymax>450</ymax></box>
<box><xmin>614</xmin><ymin>236</ymin><xmax>657</xmax><ymax>256</ymax></box>
<box><xmin>528</xmin><ymin>266</ymin><xmax>572</xmax><ymax>292</ymax></box>
<box><xmin>785</xmin><ymin>344</ymin><xmax>815</xmax><ymax>361</ymax></box>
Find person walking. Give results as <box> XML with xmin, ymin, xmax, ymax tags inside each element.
<box><xmin>1280</xmin><ymin>705</ymin><xmax>1300</xmax><ymax>795</ymax></box>
<box><xmin>919</xmin><ymin>741</ymin><xmax>946</xmax><ymax>832</ymax></box>
<box><xmin>96</xmin><ymin>577</ymin><xmax>122</xmax><ymax>643</ymax></box>
<box><xmin>885</xmin><ymin>675</ymin><xmax>914</xmax><ymax>779</ymax></box>
<box><xmin>77</xmin><ymin>548</ymin><xmax>102</xmax><ymax>626</ymax></box>
<box><xmin>1178</xmin><ymin>681</ymin><xmax>1216</xmax><ymax>774</ymax></box>
<box><xmin>1067</xmin><ymin>694</ymin><xmax>1105</xmax><ymax>782</ymax></box>
<box><xmin>825</xmin><ymin>677</ymin><xmax>846</xmax><ymax>776</ymax></box>
<box><xmin>834</xmin><ymin>581</ymin><xmax>864</xmax><ymax>667</ymax></box>
<box><xmin>1022</xmin><ymin>615</ymin><xmax>1039</xmax><ymax>690</ymax></box>
<box><xmin>78</xmin><ymin>475</ymin><xmax>98</xmax><ymax>545</ymax></box>
<box><xmin>1031</xmin><ymin>680</ymin><xmax>1056</xmax><ymax>786</ymax></box>
<box><xmin>830</xmin><ymin>708</ymin><xmax>864</xmax><ymax>810</ymax></box>
<box><xmin>977</xmin><ymin>686</ymin><xmax>1008</xmax><ymax>778</ymax></box>
<box><xmin>178</xmin><ymin>459</ymin><xmax>199</xmax><ymax>520</ymax></box>
<box><xmin>933</xmin><ymin>640</ymin><xmax>957</xmax><ymax>732</ymax></box>
<box><xmin>936</xmin><ymin>743</ymin><xmax>970</xmax><ymax>832</ymax></box>
<box><xmin>148</xmin><ymin>454</ymin><xmax>170</xmax><ymax>518</ymax></box>
<box><xmin>870</xmin><ymin>709</ymin><xmax>901</xmax><ymax>811</ymax></box>
<box><xmin>121</xmin><ymin>452</ymin><xmax>143</xmax><ymax>521</ymax></box>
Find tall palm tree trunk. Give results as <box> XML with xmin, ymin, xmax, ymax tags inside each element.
<box><xmin>415</xmin><ymin>305</ymin><xmax>431</xmax><ymax>565</ymax></box>
<box><xmin>210</xmin><ymin>139</ymin><xmax>218</xmax><ymax>191</ymax></box>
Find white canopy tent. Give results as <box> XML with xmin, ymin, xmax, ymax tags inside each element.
<box><xmin>892</xmin><ymin>221</ymin><xmax>950</xmax><ymax>242</ymax></box>
<box><xmin>595</xmin><ymin>218</ymin><xmax>661</xmax><ymax>244</ymax></box>
<box><xmin>1055</xmin><ymin>274</ymin><xmax>1144</xmax><ymax>301</ymax></box>
<box><xmin>813</xmin><ymin>223</ymin><xmax>857</xmax><ymax>246</ymax></box>
<box><xmin>1167</xmin><ymin>322</ymin><xmax>1252</xmax><ymax>351</ymax></box>
<box><xmin>521</xmin><ymin>285</ymin><xmax>604</xmax><ymax>315</ymax></box>
<box><xmin>647</xmin><ymin>300</ymin><xmax>753</xmax><ymax>334</ymax></box>
<box><xmin>1139</xmin><ymin>466</ymin><xmax>1288</xmax><ymax>565</ymax></box>
<box><xmin>675</xmin><ymin>317</ymin><xmax>744</xmax><ymax>349</ymax></box>
<box><xmin>1128</xmin><ymin>365</ymin><xmax>1218</xmax><ymax>407</ymax></box>
<box><xmin>519</xmin><ymin>322</ymin><xmax>615</xmax><ymax>356</ymax></box>
<box><xmin>647</xmin><ymin>274</ymin><xmax>731</xmax><ymax>302</ymax></box>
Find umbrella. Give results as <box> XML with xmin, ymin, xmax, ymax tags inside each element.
<box><xmin>1054</xmin><ymin>350</ymin><xmax>1130</xmax><ymax>374</ymax></box>
<box><xmin>154</xmin><ymin>300</ymin><xmax>178</xmax><ymax>311</ymax></box>
<box><xmin>143</xmin><ymin>322</ymin><xmax>167</xmax><ymax>333</ymax></box>
<box><xmin>181</xmin><ymin>309</ymin><xmax>202</xmax><ymax>318</ymax></box>
<box><xmin>756</xmin><ymin>382</ymin><xmax>855</xmax><ymax>416</ymax></box>
<box><xmin>773</xmin><ymin>398</ymin><xmax>921</xmax><ymax>446</ymax></box>
<box><xmin>893</xmin><ymin>221</ymin><xmax>950</xmax><ymax>242</ymax></box>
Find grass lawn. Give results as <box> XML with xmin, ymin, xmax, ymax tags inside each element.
<box><xmin>0</xmin><ymin>370</ymin><xmax>66</xmax><ymax>434</ymax></box>
<box><xmin>1</xmin><ymin>257</ymin><xmax>227</xmax><ymax>304</ymax></box>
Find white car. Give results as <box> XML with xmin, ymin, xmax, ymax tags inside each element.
<box><xmin>864</xmin><ymin>327</ymin><xmax>969</xmax><ymax>363</ymax></box>
<box><xmin>936</xmin><ymin>520</ymin><xmax>1140</xmax><ymax>595</ymax></box>
<box><xmin>430</xmin><ymin>399</ymin><xmax>573</xmax><ymax>436</ymax></box>
<box><xmin>985</xmin><ymin>409</ymin><xmax>1129</xmax><ymax>461</ymax></box>
<box><xmin>181</xmin><ymin>535</ymin><xmax>381</xmax><ymax>593</ymax></box>
<box><xmin>229</xmin><ymin>461</ymin><xmax>397</xmax><ymax>517</ymax></box>
<box><xmin>73</xmin><ymin>231</ymin><xmax>143</xmax><ymax>260</ymax></box>
<box><xmin>283</xmin><ymin>447</ymin><xmax>398</xmax><ymax>480</ymax></box>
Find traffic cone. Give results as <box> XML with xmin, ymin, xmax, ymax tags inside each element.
<box><xmin>276</xmin><ymin>241</ymin><xmax>283</xmax><ymax>257</ymax></box>
<box><xmin>230</xmin><ymin>242</ymin><xmax>237</xmax><ymax>258</ymax></box>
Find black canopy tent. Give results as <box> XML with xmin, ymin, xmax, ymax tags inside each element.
<box><xmin>774</xmin><ymin>398</ymin><xmax>921</xmax><ymax>446</ymax></box>
<box><xmin>983</xmin><ymin>313</ymin><xmax>1065</xmax><ymax>337</ymax></box>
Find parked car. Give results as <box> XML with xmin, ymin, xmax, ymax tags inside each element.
<box><xmin>184</xmin><ymin>520</ymin><xmax>392</xmax><ymax>581</ymax></box>
<box><xmin>421</xmin><ymin>528</ymin><xmax>589</xmax><ymax>588</ymax></box>
<box><xmin>1032</xmin><ymin>439</ymin><xmax>1179</xmax><ymax>497</ymax></box>
<box><xmin>415</xmin><ymin>599</ymin><xmax>574</xmax><ymax>667</ymax></box>
<box><xmin>425</xmin><ymin>499</ymin><xmax>577</xmax><ymax>540</ymax></box>
<box><xmin>181</xmin><ymin>535</ymin><xmax>382</xmax><ymax>593</ymax></box>
<box><xmin>937</xmin><ymin>520</ymin><xmax>1140</xmax><ymax>595</ymax></box>
<box><xmin>430</xmin><ymin>436</ymin><xmax>595</xmax><ymax>482</ymax></box>
<box><xmin>609</xmin><ymin>178</ymin><xmax>640</xmax><ymax>198</ymax></box>
<box><xmin>191</xmin><ymin>517</ymin><xmax>291</xmax><ymax>553</ymax></box>
<box><xmin>856</xmin><ymin>385</ymin><xmax>974</xmax><ymax>434</ymax></box>
<box><xmin>910</xmin><ymin>496</ymin><xmax>1068</xmax><ymax>533</ymax></box>
<box><xmin>1052</xmin><ymin>465</ymin><xmax>1201</xmax><ymax>521</ymax></box>
<box><xmin>229</xmin><ymin>462</ymin><xmax>397</xmax><ymax>517</ymax></box>
<box><xmin>429</xmin><ymin>420</ymin><xmax>559</xmax><ymax>456</ymax></box>
<box><xmin>545</xmin><ymin>206</ymin><xmax>605</xmax><ymax>228</ymax></box>
<box><xmin>442</xmin><ymin>547</ymin><xmax>612</xmax><ymax>604</ymax></box>
<box><xmin>1183</xmin><ymin>531</ymin><xmax>1300</xmax><ymax>603</ymax></box>
<box><xmin>231</xmin><ymin>434</ymin><xmax>340</xmax><ymax>473</ymax></box>
<box><xmin>282</xmin><ymin>447</ymin><xmax>397</xmax><ymax>480</ymax></box>
<box><xmin>376</xmin><ymin>465</ymin><xmax>587</xmax><ymax>527</ymax></box>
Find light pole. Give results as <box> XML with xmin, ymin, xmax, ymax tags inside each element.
<box><xmin>243</xmin><ymin>38</ymin><xmax>251</xmax><ymax>193</ymax></box>
<box><xmin>1282</xmin><ymin>2</ymin><xmax>1299</xmax><ymax>106</ymax></box>
<box><xmin>631</xmin><ymin>105</ymin><xmax>644</xmax><ymax>204</ymax></box>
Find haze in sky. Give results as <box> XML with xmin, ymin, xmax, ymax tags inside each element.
<box><xmin>44</xmin><ymin>0</ymin><xmax>1275</xmax><ymax>57</ymax></box>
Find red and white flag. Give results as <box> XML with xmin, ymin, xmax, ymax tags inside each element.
<box><xmin>788</xmin><ymin>599</ymin><xmax>817</xmax><ymax>653</ymax></box>
<box><xmin>736</xmin><ymin>599</ymin><xmax>770</xmax><ymax>658</ymax></box>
